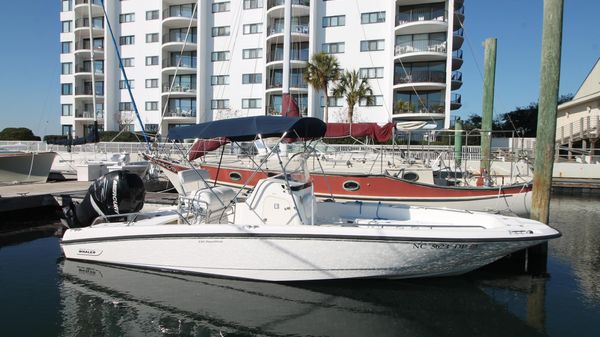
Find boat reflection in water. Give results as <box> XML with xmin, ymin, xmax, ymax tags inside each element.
<box><xmin>59</xmin><ymin>260</ymin><xmax>546</xmax><ymax>337</ymax></box>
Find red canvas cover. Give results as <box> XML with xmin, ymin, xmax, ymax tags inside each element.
<box><xmin>325</xmin><ymin>123</ymin><xmax>394</xmax><ymax>143</ymax></box>
<box><xmin>188</xmin><ymin>137</ymin><xmax>229</xmax><ymax>161</ymax></box>
<box><xmin>282</xmin><ymin>93</ymin><xmax>300</xmax><ymax>117</ymax></box>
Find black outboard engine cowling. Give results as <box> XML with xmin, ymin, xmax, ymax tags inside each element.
<box><xmin>67</xmin><ymin>170</ymin><xmax>145</xmax><ymax>228</ymax></box>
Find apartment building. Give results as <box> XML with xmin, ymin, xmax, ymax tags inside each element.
<box><xmin>59</xmin><ymin>0</ymin><xmax>464</xmax><ymax>138</ymax></box>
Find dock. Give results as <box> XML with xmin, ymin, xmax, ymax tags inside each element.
<box><xmin>0</xmin><ymin>180</ymin><xmax>177</xmax><ymax>244</ymax></box>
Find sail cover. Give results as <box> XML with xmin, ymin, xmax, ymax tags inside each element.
<box><xmin>282</xmin><ymin>94</ymin><xmax>300</xmax><ymax>117</ymax></box>
<box><xmin>325</xmin><ymin>123</ymin><xmax>394</xmax><ymax>143</ymax></box>
<box><xmin>168</xmin><ymin>116</ymin><xmax>326</xmax><ymax>141</ymax></box>
<box><xmin>187</xmin><ymin>138</ymin><xmax>229</xmax><ymax>161</ymax></box>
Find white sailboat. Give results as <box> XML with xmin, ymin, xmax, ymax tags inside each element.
<box><xmin>61</xmin><ymin>116</ymin><xmax>560</xmax><ymax>281</ymax></box>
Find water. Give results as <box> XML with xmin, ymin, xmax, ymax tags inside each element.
<box><xmin>1</xmin><ymin>195</ymin><xmax>599</xmax><ymax>337</ymax></box>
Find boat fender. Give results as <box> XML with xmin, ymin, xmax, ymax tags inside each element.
<box><xmin>65</xmin><ymin>170</ymin><xmax>145</xmax><ymax>227</ymax></box>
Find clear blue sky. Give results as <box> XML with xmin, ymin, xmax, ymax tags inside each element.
<box><xmin>0</xmin><ymin>0</ymin><xmax>597</xmax><ymax>137</ymax></box>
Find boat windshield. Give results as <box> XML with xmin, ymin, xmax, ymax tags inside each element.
<box><xmin>282</xmin><ymin>152</ymin><xmax>311</xmax><ymax>185</ymax></box>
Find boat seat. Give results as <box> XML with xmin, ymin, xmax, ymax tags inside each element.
<box><xmin>190</xmin><ymin>186</ymin><xmax>237</xmax><ymax>214</ymax></box>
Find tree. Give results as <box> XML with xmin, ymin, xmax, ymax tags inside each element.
<box><xmin>0</xmin><ymin>127</ymin><xmax>40</xmax><ymax>141</ymax></box>
<box><xmin>304</xmin><ymin>52</ymin><xmax>340</xmax><ymax>122</ymax></box>
<box><xmin>332</xmin><ymin>70</ymin><xmax>373</xmax><ymax>123</ymax></box>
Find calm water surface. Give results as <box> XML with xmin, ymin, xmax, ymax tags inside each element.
<box><xmin>1</xmin><ymin>194</ymin><xmax>599</xmax><ymax>337</ymax></box>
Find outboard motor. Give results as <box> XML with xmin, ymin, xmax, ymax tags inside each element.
<box><xmin>64</xmin><ymin>171</ymin><xmax>145</xmax><ymax>228</ymax></box>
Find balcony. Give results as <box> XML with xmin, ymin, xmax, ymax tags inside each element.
<box><xmin>74</xmin><ymin>65</ymin><xmax>104</xmax><ymax>77</ymax></box>
<box><xmin>162</xmin><ymin>33</ymin><xmax>197</xmax><ymax>52</ymax></box>
<box><xmin>451</xmin><ymin>71</ymin><xmax>462</xmax><ymax>90</ymax></box>
<box><xmin>74</xmin><ymin>109</ymin><xmax>104</xmax><ymax>120</ymax></box>
<box><xmin>395</xmin><ymin>70</ymin><xmax>445</xmax><ymax>84</ymax></box>
<box><xmin>162</xmin><ymin>83</ymin><xmax>197</xmax><ymax>95</ymax></box>
<box><xmin>452</xmin><ymin>49</ymin><xmax>463</xmax><ymax>69</ymax></box>
<box><xmin>453</xmin><ymin>28</ymin><xmax>464</xmax><ymax>49</ymax></box>
<box><xmin>162</xmin><ymin>8</ymin><xmax>197</xmax><ymax>28</ymax></box>
<box><xmin>394</xmin><ymin>40</ymin><xmax>446</xmax><ymax>62</ymax></box>
<box><xmin>267</xmin><ymin>24</ymin><xmax>309</xmax><ymax>38</ymax></box>
<box><xmin>74</xmin><ymin>41</ymin><xmax>104</xmax><ymax>55</ymax></box>
<box><xmin>267</xmin><ymin>0</ymin><xmax>310</xmax><ymax>17</ymax></box>
<box><xmin>74</xmin><ymin>0</ymin><xmax>103</xmax><ymax>16</ymax></box>
<box><xmin>74</xmin><ymin>88</ymin><xmax>104</xmax><ymax>97</ymax></box>
<box><xmin>74</xmin><ymin>18</ymin><xmax>104</xmax><ymax>30</ymax></box>
<box><xmin>451</xmin><ymin>93</ymin><xmax>462</xmax><ymax>110</ymax></box>
<box><xmin>162</xmin><ymin>59</ymin><xmax>197</xmax><ymax>75</ymax></box>
<box><xmin>395</xmin><ymin>6</ymin><xmax>448</xmax><ymax>35</ymax></box>
<box><xmin>164</xmin><ymin>109</ymin><xmax>196</xmax><ymax>118</ymax></box>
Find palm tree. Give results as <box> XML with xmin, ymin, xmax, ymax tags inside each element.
<box><xmin>303</xmin><ymin>52</ymin><xmax>340</xmax><ymax>122</ymax></box>
<box><xmin>332</xmin><ymin>70</ymin><xmax>374</xmax><ymax>124</ymax></box>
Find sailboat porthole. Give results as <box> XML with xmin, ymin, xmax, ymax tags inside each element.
<box><xmin>229</xmin><ymin>172</ymin><xmax>242</xmax><ymax>181</ymax></box>
<box><xmin>342</xmin><ymin>180</ymin><xmax>360</xmax><ymax>191</ymax></box>
<box><xmin>402</xmin><ymin>172</ymin><xmax>419</xmax><ymax>182</ymax></box>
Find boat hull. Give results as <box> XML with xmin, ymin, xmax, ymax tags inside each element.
<box><xmin>144</xmin><ymin>155</ymin><xmax>532</xmax><ymax>216</ymax></box>
<box><xmin>61</xmin><ymin>223</ymin><xmax>552</xmax><ymax>281</ymax></box>
<box><xmin>0</xmin><ymin>151</ymin><xmax>57</xmax><ymax>184</ymax></box>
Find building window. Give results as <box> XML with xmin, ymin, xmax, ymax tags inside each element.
<box><xmin>61</xmin><ymin>62</ymin><xmax>72</xmax><ymax>75</ymax></box>
<box><xmin>243</xmin><ymin>0</ymin><xmax>262</xmax><ymax>9</ymax></box>
<box><xmin>146</xmin><ymin>10</ymin><xmax>159</xmax><ymax>20</ymax></box>
<box><xmin>145</xmin><ymin>124</ymin><xmax>159</xmax><ymax>133</ymax></box>
<box><xmin>212</xmin><ymin>1</ymin><xmax>230</xmax><ymax>13</ymax></box>
<box><xmin>242</xmin><ymin>98</ymin><xmax>261</xmax><ymax>109</ymax></box>
<box><xmin>360</xmin><ymin>39</ymin><xmax>384</xmax><ymax>52</ymax></box>
<box><xmin>119</xmin><ymin>102</ymin><xmax>133</xmax><ymax>111</ymax></box>
<box><xmin>322</xmin><ymin>42</ymin><xmax>344</xmax><ymax>54</ymax></box>
<box><xmin>242</xmin><ymin>73</ymin><xmax>262</xmax><ymax>84</ymax></box>
<box><xmin>243</xmin><ymin>23</ymin><xmax>262</xmax><ymax>35</ymax></box>
<box><xmin>211</xmin><ymin>75</ymin><xmax>230</xmax><ymax>85</ymax></box>
<box><xmin>145</xmin><ymin>79</ymin><xmax>159</xmax><ymax>88</ymax></box>
<box><xmin>322</xmin><ymin>15</ymin><xmax>345</xmax><ymax>27</ymax></box>
<box><xmin>359</xmin><ymin>95</ymin><xmax>384</xmax><ymax>107</ymax></box>
<box><xmin>62</xmin><ymin>125</ymin><xmax>72</xmax><ymax>136</ymax></box>
<box><xmin>123</xmin><ymin>58</ymin><xmax>135</xmax><ymax>67</ymax></box>
<box><xmin>61</xmin><ymin>42</ymin><xmax>72</xmax><ymax>54</ymax></box>
<box><xmin>119</xmin><ymin>35</ymin><xmax>135</xmax><ymax>45</ymax></box>
<box><xmin>146</xmin><ymin>33</ymin><xmax>159</xmax><ymax>43</ymax></box>
<box><xmin>145</xmin><ymin>101</ymin><xmax>159</xmax><ymax>111</ymax></box>
<box><xmin>119</xmin><ymin>13</ymin><xmax>135</xmax><ymax>23</ymax></box>
<box><xmin>359</xmin><ymin>67</ymin><xmax>384</xmax><ymax>79</ymax></box>
<box><xmin>211</xmin><ymin>99</ymin><xmax>230</xmax><ymax>110</ymax></box>
<box><xmin>168</xmin><ymin>98</ymin><xmax>196</xmax><ymax>116</ymax></box>
<box><xmin>242</xmin><ymin>48</ymin><xmax>262</xmax><ymax>59</ymax></box>
<box><xmin>320</xmin><ymin>96</ymin><xmax>344</xmax><ymax>107</ymax></box>
<box><xmin>361</xmin><ymin>11</ymin><xmax>386</xmax><ymax>24</ymax></box>
<box><xmin>61</xmin><ymin>83</ymin><xmax>72</xmax><ymax>95</ymax></box>
<box><xmin>61</xmin><ymin>104</ymin><xmax>72</xmax><ymax>116</ymax></box>
<box><xmin>145</xmin><ymin>56</ymin><xmax>159</xmax><ymax>66</ymax></box>
<box><xmin>211</xmin><ymin>51</ymin><xmax>230</xmax><ymax>62</ymax></box>
<box><xmin>212</xmin><ymin>26</ymin><xmax>230</xmax><ymax>37</ymax></box>
<box><xmin>119</xmin><ymin>80</ymin><xmax>134</xmax><ymax>89</ymax></box>
<box><xmin>61</xmin><ymin>21</ymin><xmax>72</xmax><ymax>33</ymax></box>
<box><xmin>61</xmin><ymin>0</ymin><xmax>72</xmax><ymax>12</ymax></box>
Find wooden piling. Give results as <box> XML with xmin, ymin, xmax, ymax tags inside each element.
<box><xmin>531</xmin><ymin>0</ymin><xmax>564</xmax><ymax>224</ymax></box>
<box><xmin>480</xmin><ymin>38</ymin><xmax>497</xmax><ymax>173</ymax></box>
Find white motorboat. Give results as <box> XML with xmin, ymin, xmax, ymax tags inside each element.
<box><xmin>61</xmin><ymin>116</ymin><xmax>560</xmax><ymax>281</ymax></box>
<box><xmin>0</xmin><ymin>147</ymin><xmax>57</xmax><ymax>184</ymax></box>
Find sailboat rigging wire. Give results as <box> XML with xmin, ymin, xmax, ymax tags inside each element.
<box><xmin>99</xmin><ymin>0</ymin><xmax>151</xmax><ymax>152</ymax></box>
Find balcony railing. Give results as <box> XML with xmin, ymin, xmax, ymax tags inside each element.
<box><xmin>162</xmin><ymin>84</ymin><xmax>197</xmax><ymax>93</ymax></box>
<box><xmin>75</xmin><ymin>66</ymin><xmax>104</xmax><ymax>75</ymax></box>
<box><xmin>268</xmin><ymin>24</ymin><xmax>309</xmax><ymax>36</ymax></box>
<box><xmin>394</xmin><ymin>70</ymin><xmax>446</xmax><ymax>85</ymax></box>
<box><xmin>75</xmin><ymin>18</ymin><xmax>104</xmax><ymax>29</ymax></box>
<box><xmin>75</xmin><ymin>42</ymin><xmax>104</xmax><ymax>52</ymax></box>
<box><xmin>162</xmin><ymin>34</ymin><xmax>197</xmax><ymax>44</ymax></box>
<box><xmin>452</xmin><ymin>71</ymin><xmax>462</xmax><ymax>82</ymax></box>
<box><xmin>166</xmin><ymin>109</ymin><xmax>196</xmax><ymax>118</ymax></box>
<box><xmin>453</xmin><ymin>49</ymin><xmax>463</xmax><ymax>59</ymax></box>
<box><xmin>395</xmin><ymin>40</ymin><xmax>446</xmax><ymax>56</ymax></box>
<box><xmin>75</xmin><ymin>88</ymin><xmax>104</xmax><ymax>96</ymax></box>
<box><xmin>396</xmin><ymin>6</ymin><xmax>445</xmax><ymax>25</ymax></box>
<box><xmin>162</xmin><ymin>8</ymin><xmax>197</xmax><ymax>20</ymax></box>
<box><xmin>393</xmin><ymin>102</ymin><xmax>444</xmax><ymax>115</ymax></box>
<box><xmin>75</xmin><ymin>110</ymin><xmax>104</xmax><ymax>119</ymax></box>
<box><xmin>451</xmin><ymin>93</ymin><xmax>462</xmax><ymax>105</ymax></box>
<box><xmin>162</xmin><ymin>59</ymin><xmax>197</xmax><ymax>68</ymax></box>
<box><xmin>75</xmin><ymin>0</ymin><xmax>102</xmax><ymax>6</ymax></box>
<box><xmin>267</xmin><ymin>0</ymin><xmax>310</xmax><ymax>10</ymax></box>
<box><xmin>267</xmin><ymin>52</ymin><xmax>308</xmax><ymax>63</ymax></box>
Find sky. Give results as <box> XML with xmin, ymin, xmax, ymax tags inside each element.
<box><xmin>0</xmin><ymin>0</ymin><xmax>598</xmax><ymax>137</ymax></box>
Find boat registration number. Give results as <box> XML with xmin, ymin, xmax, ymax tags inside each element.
<box><xmin>412</xmin><ymin>243</ymin><xmax>479</xmax><ymax>250</ymax></box>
